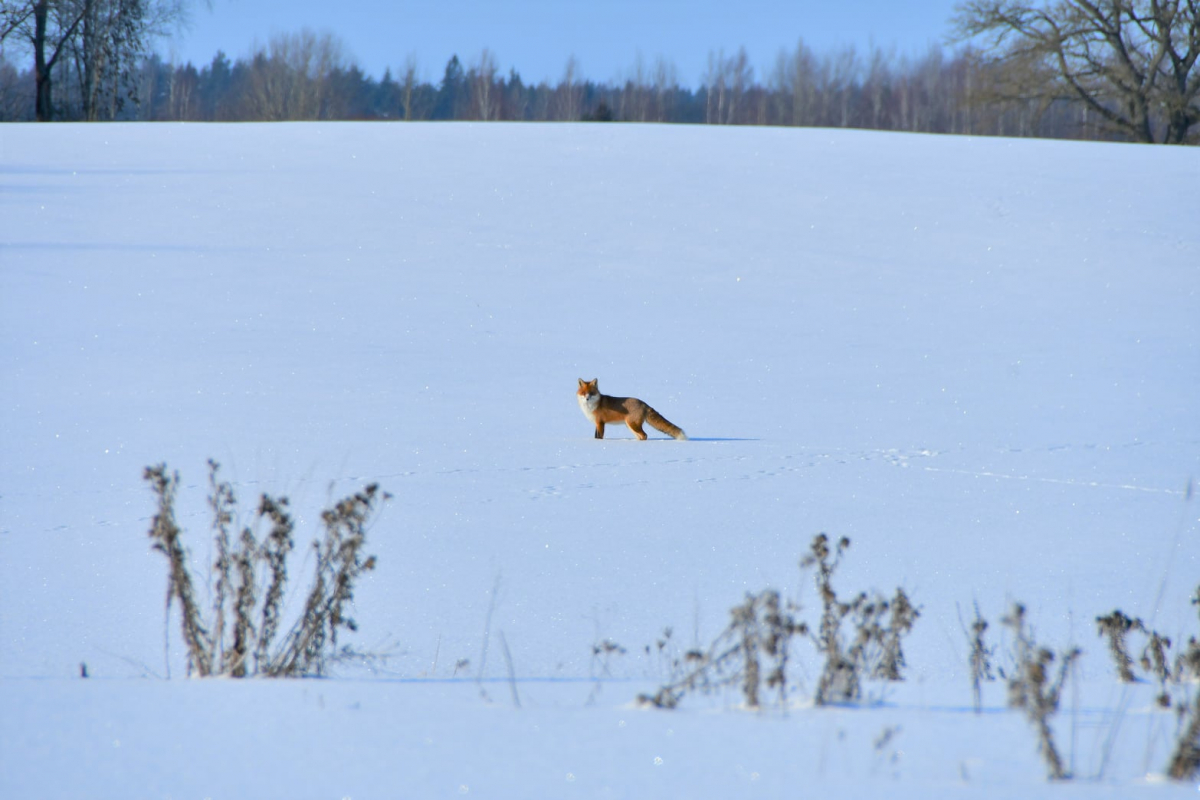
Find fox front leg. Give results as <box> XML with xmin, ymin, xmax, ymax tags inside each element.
<box><xmin>595</xmin><ymin>421</ymin><xmax>605</xmax><ymax>439</ymax></box>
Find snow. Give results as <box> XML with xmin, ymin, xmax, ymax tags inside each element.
<box><xmin>1</xmin><ymin>121</ymin><xmax>1198</xmax><ymax>798</ymax></box>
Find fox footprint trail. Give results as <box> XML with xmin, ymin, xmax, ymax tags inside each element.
<box><xmin>532</xmin><ymin>443</ymin><xmax>1189</xmax><ymax>500</ymax></box>
<box><xmin>18</xmin><ymin>440</ymin><xmax>1182</xmax><ymax>536</ymax></box>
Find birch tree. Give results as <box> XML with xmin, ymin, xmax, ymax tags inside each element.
<box><xmin>468</xmin><ymin>47</ymin><xmax>498</xmax><ymax>120</ymax></box>
<box><xmin>2</xmin><ymin>0</ymin><xmax>185</xmax><ymax>120</ymax></box>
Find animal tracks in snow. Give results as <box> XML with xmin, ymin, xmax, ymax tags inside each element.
<box><xmin>14</xmin><ymin>440</ymin><xmax>1188</xmax><ymax>536</ymax></box>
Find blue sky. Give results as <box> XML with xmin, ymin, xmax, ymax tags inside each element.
<box><xmin>169</xmin><ymin>0</ymin><xmax>963</xmax><ymax>87</ymax></box>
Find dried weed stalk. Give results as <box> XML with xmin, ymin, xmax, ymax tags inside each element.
<box><xmin>1176</xmin><ymin>637</ymin><xmax>1200</xmax><ymax>682</ymax></box>
<box><xmin>587</xmin><ymin>639</ymin><xmax>627</xmax><ymax>704</ymax></box>
<box><xmin>264</xmin><ymin>482</ymin><xmax>384</xmax><ymax>677</ymax></box>
<box><xmin>638</xmin><ymin>589</ymin><xmax>805</xmax><ymax>710</ymax></box>
<box><xmin>1168</xmin><ymin>692</ymin><xmax>1200</xmax><ymax>781</ymax></box>
<box><xmin>875</xmin><ymin>588</ymin><xmax>920</xmax><ymax>680</ymax></box>
<box><xmin>591</xmin><ymin>638</ymin><xmax>627</xmax><ymax>675</ymax></box>
<box><xmin>1177</xmin><ymin>586</ymin><xmax>1200</xmax><ymax>682</ymax></box>
<box><xmin>1142</xmin><ymin>630</ymin><xmax>1174</xmax><ymax>708</ymax></box>
<box><xmin>1096</xmin><ymin>608</ymin><xmax>1176</xmax><ymax>706</ymax></box>
<box><xmin>639</xmin><ymin>534</ymin><xmax>918</xmax><ymax>711</ymax></box>
<box><xmin>1165</xmin><ymin>585</ymin><xmax>1200</xmax><ymax>781</ymax></box>
<box><xmin>145</xmin><ymin>461</ymin><xmax>386</xmax><ymax>678</ymax></box>
<box><xmin>1002</xmin><ymin>603</ymin><xmax>1080</xmax><ymax>781</ymax></box>
<box><xmin>1096</xmin><ymin>610</ymin><xmax>1141</xmax><ymax>683</ymax></box>
<box><xmin>963</xmin><ymin>601</ymin><xmax>995</xmax><ymax>714</ymax></box>
<box><xmin>803</xmin><ymin>534</ymin><xmax>920</xmax><ymax>705</ymax></box>
<box><xmin>208</xmin><ymin>459</ymin><xmax>235</xmax><ymax>674</ymax></box>
<box><xmin>805</xmin><ymin>534</ymin><xmax>860</xmax><ymax>704</ymax></box>
<box><xmin>146</xmin><ymin>465</ymin><xmax>213</xmax><ymax>676</ymax></box>
<box><xmin>1166</xmin><ymin>695</ymin><xmax>1195</xmax><ymax>782</ymax></box>
<box><xmin>254</xmin><ymin>494</ymin><xmax>294</xmax><ymax>672</ymax></box>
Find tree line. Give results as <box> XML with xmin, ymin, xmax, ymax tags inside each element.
<box><xmin>2</xmin><ymin>1</ymin><xmax>1197</xmax><ymax>143</ymax></box>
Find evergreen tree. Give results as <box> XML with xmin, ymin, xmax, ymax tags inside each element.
<box><xmin>433</xmin><ymin>54</ymin><xmax>464</xmax><ymax>119</ymax></box>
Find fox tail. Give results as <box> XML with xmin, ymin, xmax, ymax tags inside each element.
<box><xmin>645</xmin><ymin>407</ymin><xmax>687</xmax><ymax>440</ymax></box>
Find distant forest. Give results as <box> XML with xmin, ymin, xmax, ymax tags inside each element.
<box><xmin>1</xmin><ymin>17</ymin><xmax>1196</xmax><ymax>144</ymax></box>
<box><xmin>0</xmin><ymin>33</ymin><xmax>1107</xmax><ymax>139</ymax></box>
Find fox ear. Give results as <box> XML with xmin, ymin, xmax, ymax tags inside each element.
<box><xmin>578</xmin><ymin>378</ymin><xmax>586</xmax><ymax>388</ymax></box>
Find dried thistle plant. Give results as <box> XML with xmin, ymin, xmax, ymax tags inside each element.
<box><xmin>591</xmin><ymin>638</ymin><xmax>627</xmax><ymax>672</ymax></box>
<box><xmin>1175</xmin><ymin>637</ymin><xmax>1200</xmax><ymax>682</ymax></box>
<box><xmin>1165</xmin><ymin>585</ymin><xmax>1200</xmax><ymax>781</ymax></box>
<box><xmin>804</xmin><ymin>534</ymin><xmax>860</xmax><ymax>705</ymax></box>
<box><xmin>1096</xmin><ymin>610</ymin><xmax>1142</xmax><ymax>683</ymax></box>
<box><xmin>1096</xmin><ymin>608</ymin><xmax>1177</xmax><ymax>706</ymax></box>
<box><xmin>207</xmin><ymin>459</ymin><xmax>235</xmax><ymax>673</ymax></box>
<box><xmin>637</xmin><ymin>589</ymin><xmax>805</xmax><ymax>710</ymax></box>
<box><xmin>802</xmin><ymin>534</ymin><xmax>919</xmax><ymax>705</ymax></box>
<box><xmin>875</xmin><ymin>588</ymin><xmax>920</xmax><ymax>681</ymax></box>
<box><xmin>586</xmin><ymin>639</ymin><xmax>628</xmax><ymax>704</ymax></box>
<box><xmin>640</xmin><ymin>534</ymin><xmax>917</xmax><ymax>712</ymax></box>
<box><xmin>1178</xmin><ymin>586</ymin><xmax>1200</xmax><ymax>682</ymax></box>
<box><xmin>228</xmin><ymin>526</ymin><xmax>257</xmax><ymax>677</ymax></box>
<box><xmin>964</xmin><ymin>602</ymin><xmax>995</xmax><ymax>714</ymax></box>
<box><xmin>146</xmin><ymin>464</ymin><xmax>213</xmax><ymax>676</ymax></box>
<box><xmin>265</xmin><ymin>482</ymin><xmax>385</xmax><ymax>677</ymax></box>
<box><xmin>1002</xmin><ymin>603</ymin><xmax>1080</xmax><ymax>781</ymax></box>
<box><xmin>1168</xmin><ymin>692</ymin><xmax>1200</xmax><ymax>781</ymax></box>
<box><xmin>254</xmin><ymin>493</ymin><xmax>294</xmax><ymax>672</ymax></box>
<box><xmin>1141</xmin><ymin>630</ymin><xmax>1174</xmax><ymax>708</ymax></box>
<box><xmin>145</xmin><ymin>461</ymin><xmax>387</xmax><ymax>679</ymax></box>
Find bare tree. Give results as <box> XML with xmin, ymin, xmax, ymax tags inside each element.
<box><xmin>399</xmin><ymin>54</ymin><xmax>420</xmax><ymax>120</ymax></box>
<box><xmin>468</xmin><ymin>47</ymin><xmax>498</xmax><ymax>120</ymax></box>
<box><xmin>73</xmin><ymin>0</ymin><xmax>187</xmax><ymax>120</ymax></box>
<box><xmin>821</xmin><ymin>46</ymin><xmax>860</xmax><ymax>128</ymax></box>
<box><xmin>242</xmin><ymin>29</ymin><xmax>347</xmax><ymax>120</ymax></box>
<box><xmin>4</xmin><ymin>0</ymin><xmax>86</xmax><ymax>119</ymax></box>
<box><xmin>553</xmin><ymin>54</ymin><xmax>583</xmax><ymax>120</ymax></box>
<box><xmin>620</xmin><ymin>50</ymin><xmax>655</xmax><ymax>122</ymax></box>
<box><xmin>726</xmin><ymin>46</ymin><xmax>753</xmax><ymax>123</ymax></box>
<box><xmin>953</xmin><ymin>0</ymin><xmax>1200</xmax><ymax>143</ymax></box>
<box><xmin>3</xmin><ymin>0</ymin><xmax>185</xmax><ymax>120</ymax></box>
<box><xmin>1</xmin><ymin>1</ymin><xmax>36</xmax><ymax>43</ymax></box>
<box><xmin>651</xmin><ymin>56</ymin><xmax>678</xmax><ymax>121</ymax></box>
<box><xmin>0</xmin><ymin>50</ymin><xmax>33</xmax><ymax>119</ymax></box>
<box><xmin>771</xmin><ymin>39</ymin><xmax>819</xmax><ymax>126</ymax></box>
<box><xmin>702</xmin><ymin>47</ymin><xmax>754</xmax><ymax>123</ymax></box>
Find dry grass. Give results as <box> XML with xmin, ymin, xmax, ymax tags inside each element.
<box><xmin>630</xmin><ymin>532</ymin><xmax>1200</xmax><ymax>786</ymax></box>
<box><xmin>1001</xmin><ymin>603</ymin><xmax>1080</xmax><ymax>781</ymax></box>
<box><xmin>638</xmin><ymin>534</ymin><xmax>919</xmax><ymax>710</ymax></box>
<box><xmin>145</xmin><ymin>460</ymin><xmax>387</xmax><ymax>678</ymax></box>
<box><xmin>638</xmin><ymin>588</ymin><xmax>805</xmax><ymax>710</ymax></box>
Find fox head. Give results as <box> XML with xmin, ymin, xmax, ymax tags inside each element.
<box><xmin>577</xmin><ymin>378</ymin><xmax>599</xmax><ymax>398</ymax></box>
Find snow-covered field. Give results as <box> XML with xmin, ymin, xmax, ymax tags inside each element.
<box><xmin>1</xmin><ymin>122</ymin><xmax>1197</xmax><ymax>798</ymax></box>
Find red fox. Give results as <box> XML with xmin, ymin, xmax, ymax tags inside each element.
<box><xmin>576</xmin><ymin>378</ymin><xmax>687</xmax><ymax>440</ymax></box>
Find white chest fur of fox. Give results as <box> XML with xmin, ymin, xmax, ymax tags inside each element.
<box><xmin>576</xmin><ymin>378</ymin><xmax>687</xmax><ymax>441</ymax></box>
<box><xmin>577</xmin><ymin>391</ymin><xmax>600</xmax><ymax>421</ymax></box>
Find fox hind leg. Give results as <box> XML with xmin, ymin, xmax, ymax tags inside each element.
<box><xmin>627</xmin><ymin>420</ymin><xmax>648</xmax><ymax>440</ymax></box>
